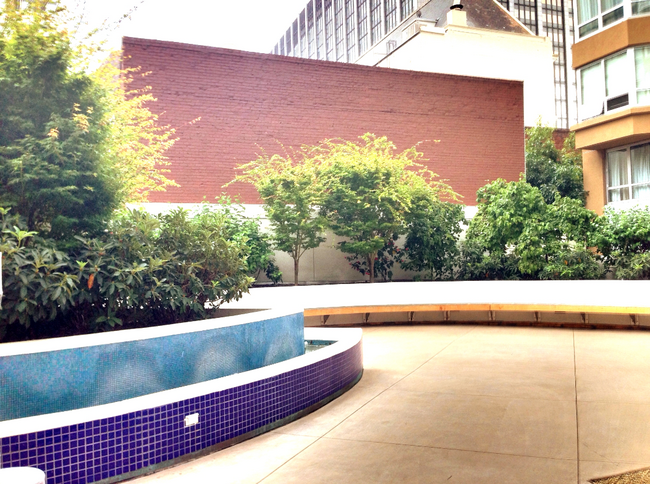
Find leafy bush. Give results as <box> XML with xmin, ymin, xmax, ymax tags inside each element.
<box><xmin>525</xmin><ymin>122</ymin><xmax>585</xmax><ymax>204</ymax></box>
<box><xmin>400</xmin><ymin>200</ymin><xmax>466</xmax><ymax>280</ymax></box>
<box><xmin>216</xmin><ymin>199</ymin><xmax>282</xmax><ymax>284</ymax></box>
<box><xmin>460</xmin><ymin>179</ymin><xmax>603</xmax><ymax>280</ymax></box>
<box><xmin>593</xmin><ymin>206</ymin><xmax>650</xmax><ymax>279</ymax></box>
<box><xmin>0</xmin><ymin>206</ymin><xmax>254</xmax><ymax>342</ymax></box>
<box><xmin>0</xmin><ymin>4</ymin><xmax>118</xmax><ymax>238</ymax></box>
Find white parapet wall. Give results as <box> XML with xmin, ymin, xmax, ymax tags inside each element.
<box><xmin>132</xmin><ymin>203</ymin><xmax>478</xmax><ymax>285</ymax></box>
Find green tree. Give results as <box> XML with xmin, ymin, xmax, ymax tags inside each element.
<box><xmin>232</xmin><ymin>149</ymin><xmax>326</xmax><ymax>285</ymax></box>
<box><xmin>525</xmin><ymin>121</ymin><xmax>585</xmax><ymax>204</ymax></box>
<box><xmin>401</xmin><ymin>198</ymin><xmax>466</xmax><ymax>280</ymax></box>
<box><xmin>318</xmin><ymin>134</ymin><xmax>458</xmax><ymax>283</ymax></box>
<box><xmin>0</xmin><ymin>2</ymin><xmax>179</xmax><ymax>239</ymax></box>
<box><xmin>0</xmin><ymin>2</ymin><xmax>118</xmax><ymax>237</ymax></box>
<box><xmin>91</xmin><ymin>55</ymin><xmax>179</xmax><ymax>204</ymax></box>
<box><xmin>461</xmin><ymin>179</ymin><xmax>602</xmax><ymax>280</ymax></box>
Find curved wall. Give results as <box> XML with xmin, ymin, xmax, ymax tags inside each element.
<box><xmin>0</xmin><ymin>310</ymin><xmax>304</xmax><ymax>421</ymax></box>
<box><xmin>0</xmin><ymin>313</ymin><xmax>363</xmax><ymax>484</ymax></box>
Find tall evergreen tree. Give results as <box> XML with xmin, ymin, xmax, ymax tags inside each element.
<box><xmin>0</xmin><ymin>1</ymin><xmax>118</xmax><ymax>237</ymax></box>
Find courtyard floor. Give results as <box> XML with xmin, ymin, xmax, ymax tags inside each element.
<box><xmin>128</xmin><ymin>323</ymin><xmax>650</xmax><ymax>484</ymax></box>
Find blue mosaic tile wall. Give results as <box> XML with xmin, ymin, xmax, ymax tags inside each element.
<box><xmin>0</xmin><ymin>313</ymin><xmax>304</xmax><ymax>421</ymax></box>
<box><xmin>1</xmin><ymin>340</ymin><xmax>362</xmax><ymax>484</ymax></box>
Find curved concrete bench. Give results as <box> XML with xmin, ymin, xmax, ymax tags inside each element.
<box><xmin>222</xmin><ymin>280</ymin><xmax>650</xmax><ymax>329</ymax></box>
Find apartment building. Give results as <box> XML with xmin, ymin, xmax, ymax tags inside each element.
<box><xmin>571</xmin><ymin>0</ymin><xmax>650</xmax><ymax>213</ymax></box>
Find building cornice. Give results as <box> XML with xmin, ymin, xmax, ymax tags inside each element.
<box><xmin>572</xmin><ymin>16</ymin><xmax>650</xmax><ymax>69</ymax></box>
<box><xmin>571</xmin><ymin>105</ymin><xmax>650</xmax><ymax>150</ymax></box>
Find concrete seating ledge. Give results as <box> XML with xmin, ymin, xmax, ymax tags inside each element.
<box><xmin>220</xmin><ymin>280</ymin><xmax>650</xmax><ymax>329</ymax></box>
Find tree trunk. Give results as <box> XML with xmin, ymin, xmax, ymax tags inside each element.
<box><xmin>293</xmin><ymin>257</ymin><xmax>299</xmax><ymax>286</ymax></box>
<box><xmin>368</xmin><ymin>254</ymin><xmax>375</xmax><ymax>283</ymax></box>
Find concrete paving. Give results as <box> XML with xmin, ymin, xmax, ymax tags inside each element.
<box><xmin>128</xmin><ymin>324</ymin><xmax>650</xmax><ymax>484</ymax></box>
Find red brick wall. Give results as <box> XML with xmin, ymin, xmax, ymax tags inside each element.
<box><xmin>551</xmin><ymin>129</ymin><xmax>572</xmax><ymax>150</ymax></box>
<box><xmin>122</xmin><ymin>37</ymin><xmax>525</xmax><ymax>205</ymax></box>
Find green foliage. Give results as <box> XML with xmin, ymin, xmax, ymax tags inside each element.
<box><xmin>0</xmin><ymin>207</ymin><xmax>253</xmax><ymax>342</ymax></box>
<box><xmin>0</xmin><ymin>2</ymin><xmax>179</xmax><ymax>241</ymax></box>
<box><xmin>0</xmin><ymin>2</ymin><xmax>118</xmax><ymax>237</ymax></box>
<box><xmin>525</xmin><ymin>122</ymin><xmax>585</xmax><ymax>204</ymax></box>
<box><xmin>91</xmin><ymin>54</ymin><xmax>179</xmax><ymax>203</ymax></box>
<box><xmin>458</xmin><ymin>237</ymin><xmax>523</xmax><ymax>280</ymax></box>
<box><xmin>215</xmin><ymin>198</ymin><xmax>282</xmax><ymax>284</ymax></box>
<box><xmin>593</xmin><ymin>206</ymin><xmax>650</xmax><ymax>279</ymax></box>
<box><xmin>461</xmin><ymin>179</ymin><xmax>603</xmax><ymax>280</ymax></box>
<box><xmin>318</xmin><ymin>134</ymin><xmax>458</xmax><ymax>283</ymax></box>
<box><xmin>345</xmin><ymin>236</ymin><xmax>402</xmax><ymax>282</ymax></box>
<box><xmin>232</xmin><ymin>148</ymin><xmax>326</xmax><ymax>285</ymax></box>
<box><xmin>400</xmin><ymin>200</ymin><xmax>466</xmax><ymax>280</ymax></box>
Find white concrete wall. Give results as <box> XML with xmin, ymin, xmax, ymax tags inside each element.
<box><xmin>375</xmin><ymin>18</ymin><xmax>555</xmax><ymax>127</ymax></box>
<box><xmin>135</xmin><ymin>203</ymin><xmax>475</xmax><ymax>285</ymax></box>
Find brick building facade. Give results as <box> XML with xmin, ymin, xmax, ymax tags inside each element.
<box><xmin>122</xmin><ymin>37</ymin><xmax>525</xmax><ymax>206</ymax></box>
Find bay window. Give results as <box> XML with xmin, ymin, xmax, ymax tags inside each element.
<box><xmin>578</xmin><ymin>45</ymin><xmax>650</xmax><ymax>121</ymax></box>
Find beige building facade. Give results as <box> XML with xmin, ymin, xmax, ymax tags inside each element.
<box><xmin>571</xmin><ymin>2</ymin><xmax>650</xmax><ymax>214</ymax></box>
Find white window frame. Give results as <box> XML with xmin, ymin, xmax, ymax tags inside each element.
<box><xmin>576</xmin><ymin>0</ymin><xmax>650</xmax><ymax>40</ymax></box>
<box><xmin>606</xmin><ymin>141</ymin><xmax>650</xmax><ymax>207</ymax></box>
<box><xmin>577</xmin><ymin>45</ymin><xmax>650</xmax><ymax>122</ymax></box>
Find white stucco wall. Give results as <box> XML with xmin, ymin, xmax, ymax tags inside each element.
<box><xmin>374</xmin><ymin>18</ymin><xmax>555</xmax><ymax>127</ymax></box>
<box><xmin>134</xmin><ymin>203</ymin><xmax>477</xmax><ymax>285</ymax></box>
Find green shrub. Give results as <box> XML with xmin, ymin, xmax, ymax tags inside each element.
<box><xmin>593</xmin><ymin>206</ymin><xmax>650</xmax><ymax>279</ymax></box>
<box><xmin>215</xmin><ymin>199</ymin><xmax>282</xmax><ymax>284</ymax></box>
<box><xmin>460</xmin><ymin>179</ymin><xmax>602</xmax><ymax>280</ymax></box>
<box><xmin>525</xmin><ymin>122</ymin><xmax>585</xmax><ymax>204</ymax></box>
<box><xmin>0</xmin><ymin>206</ymin><xmax>254</xmax><ymax>341</ymax></box>
<box><xmin>400</xmin><ymin>200</ymin><xmax>465</xmax><ymax>280</ymax></box>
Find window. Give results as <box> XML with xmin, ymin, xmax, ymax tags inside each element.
<box><xmin>308</xmin><ymin>1</ymin><xmax>315</xmax><ymax>58</ymax></box>
<box><xmin>285</xmin><ymin>29</ymin><xmax>292</xmax><ymax>56</ymax></box>
<box><xmin>325</xmin><ymin>0</ymin><xmax>334</xmax><ymax>60</ymax></box>
<box><xmin>292</xmin><ymin>20</ymin><xmax>299</xmax><ymax>56</ymax></box>
<box><xmin>400</xmin><ymin>0</ymin><xmax>413</xmax><ymax>20</ymax></box>
<box><xmin>385</xmin><ymin>0</ymin><xmax>397</xmax><ymax>33</ymax></box>
<box><xmin>316</xmin><ymin>0</ymin><xmax>325</xmax><ymax>59</ymax></box>
<box><xmin>607</xmin><ymin>143</ymin><xmax>650</xmax><ymax>203</ymax></box>
<box><xmin>357</xmin><ymin>0</ymin><xmax>369</xmax><ymax>55</ymax></box>
<box><xmin>632</xmin><ymin>0</ymin><xmax>650</xmax><ymax>13</ymax></box>
<box><xmin>335</xmin><ymin>0</ymin><xmax>346</xmax><ymax>60</ymax></box>
<box><xmin>543</xmin><ymin>0</ymin><xmax>569</xmax><ymax>127</ymax></box>
<box><xmin>580</xmin><ymin>61</ymin><xmax>603</xmax><ymax>117</ymax></box>
<box><xmin>637</xmin><ymin>46</ymin><xmax>650</xmax><ymax>103</ymax></box>
<box><xmin>578</xmin><ymin>45</ymin><xmax>650</xmax><ymax>121</ymax></box>
<box><xmin>606</xmin><ymin>51</ymin><xmax>629</xmax><ymax>109</ymax></box>
<box><xmin>514</xmin><ymin>0</ymin><xmax>538</xmax><ymax>33</ymax></box>
<box><xmin>346</xmin><ymin>0</ymin><xmax>356</xmax><ymax>60</ymax></box>
<box><xmin>300</xmin><ymin>11</ymin><xmax>307</xmax><ymax>57</ymax></box>
<box><xmin>576</xmin><ymin>0</ymin><xmax>648</xmax><ymax>39</ymax></box>
<box><xmin>370</xmin><ymin>0</ymin><xmax>382</xmax><ymax>45</ymax></box>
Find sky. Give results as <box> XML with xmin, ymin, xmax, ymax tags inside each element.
<box><xmin>65</xmin><ymin>0</ymin><xmax>310</xmax><ymax>54</ymax></box>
